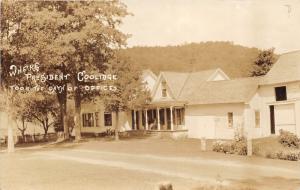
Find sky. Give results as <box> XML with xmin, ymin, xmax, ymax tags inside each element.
<box><xmin>120</xmin><ymin>0</ymin><xmax>300</xmax><ymax>53</ymax></box>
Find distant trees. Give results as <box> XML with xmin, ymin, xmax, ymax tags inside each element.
<box><xmin>251</xmin><ymin>48</ymin><xmax>276</xmax><ymax>76</ymax></box>
<box><xmin>103</xmin><ymin>58</ymin><xmax>151</xmax><ymax>140</ymax></box>
<box><xmin>119</xmin><ymin>42</ymin><xmax>262</xmax><ymax>78</ymax></box>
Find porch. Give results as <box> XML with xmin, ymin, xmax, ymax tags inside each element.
<box><xmin>131</xmin><ymin>104</ymin><xmax>186</xmax><ymax>132</ymax></box>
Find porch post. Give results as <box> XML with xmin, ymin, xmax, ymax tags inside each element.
<box><xmin>145</xmin><ymin>109</ymin><xmax>149</xmax><ymax>130</ymax></box>
<box><xmin>164</xmin><ymin>108</ymin><xmax>167</xmax><ymax>130</ymax></box>
<box><xmin>133</xmin><ymin>110</ymin><xmax>136</xmax><ymax>130</ymax></box>
<box><xmin>170</xmin><ymin>106</ymin><xmax>174</xmax><ymax>131</ymax></box>
<box><xmin>139</xmin><ymin>110</ymin><xmax>143</xmax><ymax>130</ymax></box>
<box><xmin>157</xmin><ymin>107</ymin><xmax>161</xmax><ymax>130</ymax></box>
<box><xmin>174</xmin><ymin>107</ymin><xmax>177</xmax><ymax>127</ymax></box>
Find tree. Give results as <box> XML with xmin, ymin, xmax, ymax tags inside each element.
<box><xmin>10</xmin><ymin>1</ymin><xmax>72</xmax><ymax>139</ymax></box>
<box><xmin>103</xmin><ymin>57</ymin><xmax>151</xmax><ymax>140</ymax></box>
<box><xmin>13</xmin><ymin>94</ymin><xmax>33</xmax><ymax>142</ymax></box>
<box><xmin>1</xmin><ymin>0</ymin><xmax>29</xmax><ymax>152</ymax></box>
<box><xmin>28</xmin><ymin>93</ymin><xmax>59</xmax><ymax>140</ymax></box>
<box><xmin>6</xmin><ymin>92</ymin><xmax>58</xmax><ymax>141</ymax></box>
<box><xmin>47</xmin><ymin>1</ymin><xmax>130</xmax><ymax>141</ymax></box>
<box><xmin>251</xmin><ymin>48</ymin><xmax>276</xmax><ymax>76</ymax></box>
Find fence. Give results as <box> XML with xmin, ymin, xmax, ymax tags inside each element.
<box><xmin>0</xmin><ymin>133</ymin><xmax>58</xmax><ymax>145</ymax></box>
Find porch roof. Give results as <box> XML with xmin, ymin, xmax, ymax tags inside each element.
<box><xmin>147</xmin><ymin>100</ymin><xmax>187</xmax><ymax>108</ymax></box>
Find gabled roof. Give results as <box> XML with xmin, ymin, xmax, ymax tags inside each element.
<box><xmin>151</xmin><ymin>68</ymin><xmax>261</xmax><ymax>105</ymax></box>
<box><xmin>160</xmin><ymin>72</ymin><xmax>190</xmax><ymax>98</ymax></box>
<box><xmin>181</xmin><ymin>77</ymin><xmax>261</xmax><ymax>105</ymax></box>
<box><xmin>177</xmin><ymin>69</ymin><xmax>220</xmax><ymax>100</ymax></box>
<box><xmin>142</xmin><ymin>69</ymin><xmax>157</xmax><ymax>80</ymax></box>
<box><xmin>260</xmin><ymin>50</ymin><xmax>300</xmax><ymax>85</ymax></box>
<box><xmin>206</xmin><ymin>68</ymin><xmax>230</xmax><ymax>81</ymax></box>
<box><xmin>153</xmin><ymin>69</ymin><xmax>219</xmax><ymax>100</ymax></box>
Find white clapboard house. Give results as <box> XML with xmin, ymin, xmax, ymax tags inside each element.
<box><xmin>81</xmin><ymin>51</ymin><xmax>300</xmax><ymax>139</ymax></box>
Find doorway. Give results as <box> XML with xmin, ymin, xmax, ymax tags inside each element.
<box><xmin>269</xmin><ymin>105</ymin><xmax>275</xmax><ymax>134</ymax></box>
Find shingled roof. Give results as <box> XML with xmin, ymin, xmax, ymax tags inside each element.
<box><xmin>260</xmin><ymin>50</ymin><xmax>300</xmax><ymax>85</ymax></box>
<box><xmin>161</xmin><ymin>72</ymin><xmax>190</xmax><ymax>98</ymax></box>
<box><xmin>176</xmin><ymin>69</ymin><xmax>220</xmax><ymax>99</ymax></box>
<box><xmin>154</xmin><ymin>69</ymin><xmax>260</xmax><ymax>105</ymax></box>
<box><xmin>180</xmin><ymin>77</ymin><xmax>260</xmax><ymax>105</ymax></box>
<box><xmin>160</xmin><ymin>69</ymin><xmax>218</xmax><ymax>99</ymax></box>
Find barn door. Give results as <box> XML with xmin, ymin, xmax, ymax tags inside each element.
<box><xmin>269</xmin><ymin>105</ymin><xmax>275</xmax><ymax>134</ymax></box>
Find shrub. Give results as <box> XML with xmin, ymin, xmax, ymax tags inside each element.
<box><xmin>276</xmin><ymin>150</ymin><xmax>300</xmax><ymax>161</ymax></box>
<box><xmin>265</xmin><ymin>152</ymin><xmax>277</xmax><ymax>159</ymax></box>
<box><xmin>278</xmin><ymin>130</ymin><xmax>300</xmax><ymax>148</ymax></box>
<box><xmin>212</xmin><ymin>141</ymin><xmax>222</xmax><ymax>152</ymax></box>
<box><xmin>232</xmin><ymin>138</ymin><xmax>247</xmax><ymax>155</ymax></box>
<box><xmin>266</xmin><ymin>150</ymin><xmax>300</xmax><ymax>161</ymax></box>
<box><xmin>212</xmin><ymin>141</ymin><xmax>234</xmax><ymax>154</ymax></box>
<box><xmin>212</xmin><ymin>138</ymin><xmax>247</xmax><ymax>155</ymax></box>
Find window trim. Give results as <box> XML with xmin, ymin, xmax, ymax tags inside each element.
<box><xmin>275</xmin><ymin>86</ymin><xmax>287</xmax><ymax>101</ymax></box>
<box><xmin>82</xmin><ymin>113</ymin><xmax>94</xmax><ymax>128</ymax></box>
<box><xmin>104</xmin><ymin>112</ymin><xmax>112</xmax><ymax>127</ymax></box>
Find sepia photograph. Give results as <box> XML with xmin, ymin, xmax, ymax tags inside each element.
<box><xmin>0</xmin><ymin>0</ymin><xmax>300</xmax><ymax>190</ymax></box>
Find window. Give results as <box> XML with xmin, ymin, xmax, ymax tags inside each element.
<box><xmin>228</xmin><ymin>112</ymin><xmax>233</xmax><ymax>128</ymax></box>
<box><xmin>104</xmin><ymin>113</ymin><xmax>112</xmax><ymax>126</ymax></box>
<box><xmin>82</xmin><ymin>113</ymin><xmax>94</xmax><ymax>127</ymax></box>
<box><xmin>275</xmin><ymin>86</ymin><xmax>287</xmax><ymax>101</ymax></box>
<box><xmin>95</xmin><ymin>112</ymin><xmax>100</xmax><ymax>127</ymax></box>
<box><xmin>161</xmin><ymin>81</ymin><xmax>167</xmax><ymax>97</ymax></box>
<box><xmin>174</xmin><ymin>108</ymin><xmax>185</xmax><ymax>125</ymax></box>
<box><xmin>255</xmin><ymin>111</ymin><xmax>260</xmax><ymax>128</ymax></box>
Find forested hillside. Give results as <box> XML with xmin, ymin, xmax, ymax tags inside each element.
<box><xmin>120</xmin><ymin>42</ymin><xmax>276</xmax><ymax>78</ymax></box>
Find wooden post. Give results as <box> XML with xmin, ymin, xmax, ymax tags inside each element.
<box><xmin>6</xmin><ymin>92</ymin><xmax>14</xmax><ymax>153</ymax></box>
<box><xmin>133</xmin><ymin>110</ymin><xmax>136</xmax><ymax>130</ymax></box>
<box><xmin>139</xmin><ymin>110</ymin><xmax>143</xmax><ymax>130</ymax></box>
<box><xmin>170</xmin><ymin>107</ymin><xmax>174</xmax><ymax>131</ymax></box>
<box><xmin>157</xmin><ymin>107</ymin><xmax>161</xmax><ymax>130</ymax></box>
<box><xmin>164</xmin><ymin>108</ymin><xmax>167</xmax><ymax>130</ymax></box>
<box><xmin>245</xmin><ymin>106</ymin><xmax>253</xmax><ymax>156</ymax></box>
<box><xmin>174</xmin><ymin>107</ymin><xmax>177</xmax><ymax>127</ymax></box>
<box><xmin>145</xmin><ymin>109</ymin><xmax>149</xmax><ymax>130</ymax></box>
<box><xmin>7</xmin><ymin>124</ymin><xmax>14</xmax><ymax>153</ymax></box>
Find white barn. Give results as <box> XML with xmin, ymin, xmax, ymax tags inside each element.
<box><xmin>80</xmin><ymin>51</ymin><xmax>300</xmax><ymax>139</ymax></box>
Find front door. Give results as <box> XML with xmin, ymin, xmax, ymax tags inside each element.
<box><xmin>269</xmin><ymin>105</ymin><xmax>275</xmax><ymax>134</ymax></box>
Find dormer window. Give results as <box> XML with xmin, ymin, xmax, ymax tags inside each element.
<box><xmin>275</xmin><ymin>86</ymin><xmax>287</xmax><ymax>101</ymax></box>
<box><xmin>161</xmin><ymin>81</ymin><xmax>167</xmax><ymax>97</ymax></box>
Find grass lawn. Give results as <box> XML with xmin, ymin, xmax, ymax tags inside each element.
<box><xmin>1</xmin><ymin>118</ymin><xmax>299</xmax><ymax>187</ymax></box>
<box><xmin>1</xmin><ymin>137</ymin><xmax>300</xmax><ymax>190</ymax></box>
<box><xmin>253</xmin><ymin>136</ymin><xmax>300</xmax><ymax>159</ymax></box>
